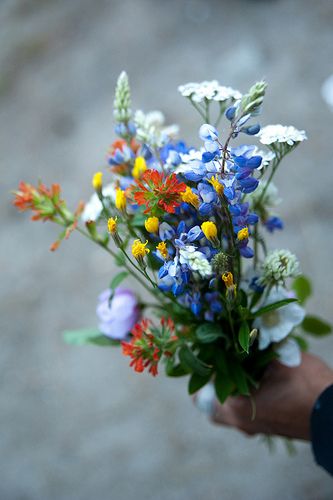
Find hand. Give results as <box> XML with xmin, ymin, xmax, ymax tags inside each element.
<box><xmin>203</xmin><ymin>353</ymin><xmax>333</xmax><ymax>441</ymax></box>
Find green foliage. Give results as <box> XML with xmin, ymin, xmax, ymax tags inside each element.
<box><xmin>195</xmin><ymin>323</ymin><xmax>223</xmax><ymax>343</ymax></box>
<box><xmin>253</xmin><ymin>298</ymin><xmax>298</xmax><ymax>317</ymax></box>
<box><xmin>115</xmin><ymin>251</ymin><xmax>126</xmax><ymax>266</ymax></box>
<box><xmin>228</xmin><ymin>362</ymin><xmax>250</xmax><ymax>395</ymax></box>
<box><xmin>301</xmin><ymin>315</ymin><xmax>332</xmax><ymax>336</ymax></box>
<box><xmin>292</xmin><ymin>275</ymin><xmax>312</xmax><ymax>304</ymax></box>
<box><xmin>178</xmin><ymin>346</ymin><xmax>212</xmax><ymax>377</ymax></box>
<box><xmin>63</xmin><ymin>329</ymin><xmax>119</xmax><ymax>346</ymax></box>
<box><xmin>110</xmin><ymin>271</ymin><xmax>129</xmax><ymax>291</ymax></box>
<box><xmin>293</xmin><ymin>335</ymin><xmax>309</xmax><ymax>351</ymax></box>
<box><xmin>214</xmin><ymin>372</ymin><xmax>234</xmax><ymax>404</ymax></box>
<box><xmin>188</xmin><ymin>372</ymin><xmax>212</xmax><ymax>395</ymax></box>
<box><xmin>165</xmin><ymin>359</ymin><xmax>190</xmax><ymax>377</ymax></box>
<box><xmin>238</xmin><ymin>322</ymin><xmax>250</xmax><ymax>353</ymax></box>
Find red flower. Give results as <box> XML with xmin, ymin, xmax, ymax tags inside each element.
<box><xmin>121</xmin><ymin>317</ymin><xmax>178</xmax><ymax>376</ymax></box>
<box><xmin>12</xmin><ymin>181</ymin><xmax>62</xmax><ymax>221</ymax></box>
<box><xmin>132</xmin><ymin>170</ymin><xmax>186</xmax><ymax>215</ymax></box>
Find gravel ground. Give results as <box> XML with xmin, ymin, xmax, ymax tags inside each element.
<box><xmin>1</xmin><ymin>0</ymin><xmax>333</xmax><ymax>498</ymax></box>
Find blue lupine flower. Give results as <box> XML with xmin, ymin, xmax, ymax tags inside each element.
<box><xmin>264</xmin><ymin>216</ymin><xmax>284</xmax><ymax>233</ymax></box>
<box><xmin>199</xmin><ymin>124</ymin><xmax>219</xmax><ymax>141</ymax></box>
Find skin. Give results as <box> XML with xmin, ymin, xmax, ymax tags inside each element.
<box><xmin>209</xmin><ymin>353</ymin><xmax>333</xmax><ymax>441</ymax></box>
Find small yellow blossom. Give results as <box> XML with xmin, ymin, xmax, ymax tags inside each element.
<box><xmin>201</xmin><ymin>221</ymin><xmax>218</xmax><ymax>241</ymax></box>
<box><xmin>132</xmin><ymin>239</ymin><xmax>150</xmax><ymax>260</ymax></box>
<box><xmin>156</xmin><ymin>241</ymin><xmax>169</xmax><ymax>259</ymax></box>
<box><xmin>209</xmin><ymin>175</ymin><xmax>224</xmax><ymax>196</ymax></box>
<box><xmin>222</xmin><ymin>272</ymin><xmax>237</xmax><ymax>297</ymax></box>
<box><xmin>115</xmin><ymin>188</ymin><xmax>127</xmax><ymax>211</ymax></box>
<box><xmin>132</xmin><ymin>156</ymin><xmax>147</xmax><ymax>179</ymax></box>
<box><xmin>181</xmin><ymin>186</ymin><xmax>199</xmax><ymax>208</ymax></box>
<box><xmin>145</xmin><ymin>216</ymin><xmax>159</xmax><ymax>233</ymax></box>
<box><xmin>107</xmin><ymin>217</ymin><xmax>117</xmax><ymax>234</ymax></box>
<box><xmin>237</xmin><ymin>227</ymin><xmax>249</xmax><ymax>241</ymax></box>
<box><xmin>92</xmin><ymin>172</ymin><xmax>103</xmax><ymax>191</ymax></box>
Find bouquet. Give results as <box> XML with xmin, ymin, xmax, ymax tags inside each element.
<box><xmin>13</xmin><ymin>73</ymin><xmax>332</xmax><ymax>405</ymax></box>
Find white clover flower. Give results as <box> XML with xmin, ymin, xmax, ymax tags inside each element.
<box><xmin>249</xmin><ymin>181</ymin><xmax>282</xmax><ymax>208</ymax></box>
<box><xmin>81</xmin><ymin>183</ymin><xmax>116</xmax><ymax>222</ymax></box>
<box><xmin>113</xmin><ymin>71</ymin><xmax>132</xmax><ymax>123</ymax></box>
<box><xmin>275</xmin><ymin>338</ymin><xmax>301</xmax><ymax>367</ymax></box>
<box><xmin>179</xmin><ymin>245</ymin><xmax>212</xmax><ymax>278</ymax></box>
<box><xmin>178</xmin><ymin>80</ymin><xmax>242</xmax><ymax>103</ymax></box>
<box><xmin>134</xmin><ymin>110</ymin><xmax>179</xmax><ymax>148</ymax></box>
<box><xmin>258</xmin><ymin>124</ymin><xmax>307</xmax><ymax>146</ymax></box>
<box><xmin>261</xmin><ymin>249</ymin><xmax>300</xmax><ymax>286</ymax></box>
<box><xmin>253</xmin><ymin>287</ymin><xmax>305</xmax><ymax>350</ymax></box>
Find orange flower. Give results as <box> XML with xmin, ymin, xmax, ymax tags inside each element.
<box><xmin>132</xmin><ymin>169</ymin><xmax>186</xmax><ymax>216</ymax></box>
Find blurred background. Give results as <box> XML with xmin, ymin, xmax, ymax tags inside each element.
<box><xmin>1</xmin><ymin>0</ymin><xmax>333</xmax><ymax>498</ymax></box>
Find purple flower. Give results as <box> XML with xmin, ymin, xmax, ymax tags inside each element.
<box><xmin>96</xmin><ymin>288</ymin><xmax>140</xmax><ymax>340</ymax></box>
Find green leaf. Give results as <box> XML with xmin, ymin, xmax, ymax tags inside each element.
<box><xmin>238</xmin><ymin>322</ymin><xmax>250</xmax><ymax>353</ymax></box>
<box><xmin>292</xmin><ymin>335</ymin><xmax>309</xmax><ymax>352</ymax></box>
<box><xmin>115</xmin><ymin>251</ymin><xmax>126</xmax><ymax>266</ymax></box>
<box><xmin>178</xmin><ymin>346</ymin><xmax>212</xmax><ymax>377</ymax></box>
<box><xmin>110</xmin><ymin>271</ymin><xmax>129</xmax><ymax>291</ymax></box>
<box><xmin>228</xmin><ymin>363</ymin><xmax>250</xmax><ymax>396</ymax></box>
<box><xmin>301</xmin><ymin>315</ymin><xmax>332</xmax><ymax>336</ymax></box>
<box><xmin>165</xmin><ymin>360</ymin><xmax>190</xmax><ymax>377</ymax></box>
<box><xmin>238</xmin><ymin>289</ymin><xmax>248</xmax><ymax>308</ymax></box>
<box><xmin>253</xmin><ymin>298</ymin><xmax>298</xmax><ymax>317</ymax></box>
<box><xmin>214</xmin><ymin>372</ymin><xmax>234</xmax><ymax>404</ymax></box>
<box><xmin>196</xmin><ymin>323</ymin><xmax>222</xmax><ymax>343</ymax></box>
<box><xmin>292</xmin><ymin>275</ymin><xmax>312</xmax><ymax>304</ymax></box>
<box><xmin>63</xmin><ymin>328</ymin><xmax>119</xmax><ymax>346</ymax></box>
<box><xmin>188</xmin><ymin>372</ymin><xmax>212</xmax><ymax>395</ymax></box>
<box><xmin>131</xmin><ymin>211</ymin><xmax>146</xmax><ymax>228</ymax></box>
<box><xmin>215</xmin><ymin>350</ymin><xmax>228</xmax><ymax>374</ymax></box>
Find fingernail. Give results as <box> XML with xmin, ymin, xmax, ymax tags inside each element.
<box><xmin>195</xmin><ymin>383</ymin><xmax>215</xmax><ymax>416</ymax></box>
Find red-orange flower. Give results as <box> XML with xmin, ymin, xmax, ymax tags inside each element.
<box><xmin>121</xmin><ymin>317</ymin><xmax>177</xmax><ymax>376</ymax></box>
<box><xmin>13</xmin><ymin>181</ymin><xmax>62</xmax><ymax>221</ymax></box>
<box><xmin>132</xmin><ymin>169</ymin><xmax>186</xmax><ymax>216</ymax></box>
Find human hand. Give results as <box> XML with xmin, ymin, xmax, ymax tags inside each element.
<box><xmin>196</xmin><ymin>353</ymin><xmax>333</xmax><ymax>441</ymax></box>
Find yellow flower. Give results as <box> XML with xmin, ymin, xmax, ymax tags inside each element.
<box><xmin>145</xmin><ymin>216</ymin><xmax>159</xmax><ymax>233</ymax></box>
<box><xmin>201</xmin><ymin>221</ymin><xmax>218</xmax><ymax>241</ymax></box>
<box><xmin>181</xmin><ymin>186</ymin><xmax>199</xmax><ymax>208</ymax></box>
<box><xmin>107</xmin><ymin>217</ymin><xmax>117</xmax><ymax>234</ymax></box>
<box><xmin>115</xmin><ymin>188</ymin><xmax>127</xmax><ymax>211</ymax></box>
<box><xmin>237</xmin><ymin>227</ymin><xmax>249</xmax><ymax>241</ymax></box>
<box><xmin>156</xmin><ymin>241</ymin><xmax>168</xmax><ymax>259</ymax></box>
<box><xmin>132</xmin><ymin>239</ymin><xmax>150</xmax><ymax>260</ymax></box>
<box><xmin>209</xmin><ymin>175</ymin><xmax>224</xmax><ymax>196</ymax></box>
<box><xmin>92</xmin><ymin>172</ymin><xmax>103</xmax><ymax>191</ymax></box>
<box><xmin>222</xmin><ymin>272</ymin><xmax>237</xmax><ymax>297</ymax></box>
<box><xmin>132</xmin><ymin>156</ymin><xmax>147</xmax><ymax>179</ymax></box>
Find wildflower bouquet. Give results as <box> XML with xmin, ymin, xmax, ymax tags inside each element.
<box><xmin>13</xmin><ymin>73</ymin><xmax>331</xmax><ymax>403</ymax></box>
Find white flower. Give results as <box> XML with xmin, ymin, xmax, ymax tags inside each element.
<box><xmin>253</xmin><ymin>287</ymin><xmax>305</xmax><ymax>350</ymax></box>
<box><xmin>179</xmin><ymin>245</ymin><xmax>212</xmax><ymax>278</ymax></box>
<box><xmin>134</xmin><ymin>110</ymin><xmax>179</xmax><ymax>148</ymax></box>
<box><xmin>261</xmin><ymin>249</ymin><xmax>300</xmax><ymax>285</ymax></box>
<box><xmin>275</xmin><ymin>338</ymin><xmax>301</xmax><ymax>367</ymax></box>
<box><xmin>178</xmin><ymin>80</ymin><xmax>242</xmax><ymax>103</ymax></box>
<box><xmin>81</xmin><ymin>183</ymin><xmax>116</xmax><ymax>222</ymax></box>
<box><xmin>258</xmin><ymin>124</ymin><xmax>307</xmax><ymax>146</ymax></box>
<box><xmin>213</xmin><ymin>86</ymin><xmax>242</xmax><ymax>102</ymax></box>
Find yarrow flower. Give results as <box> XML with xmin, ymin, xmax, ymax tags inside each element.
<box><xmin>260</xmin><ymin>249</ymin><xmax>300</xmax><ymax>286</ymax></box>
<box><xmin>178</xmin><ymin>80</ymin><xmax>241</xmax><ymax>103</ymax></box>
<box><xmin>258</xmin><ymin>124</ymin><xmax>307</xmax><ymax>146</ymax></box>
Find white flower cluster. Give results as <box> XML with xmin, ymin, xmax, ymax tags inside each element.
<box><xmin>178</xmin><ymin>80</ymin><xmax>242</xmax><ymax>103</ymax></box>
<box><xmin>179</xmin><ymin>246</ymin><xmax>212</xmax><ymax>278</ymax></box>
<box><xmin>258</xmin><ymin>124</ymin><xmax>307</xmax><ymax>146</ymax></box>
<box><xmin>81</xmin><ymin>183</ymin><xmax>116</xmax><ymax>222</ymax></box>
<box><xmin>261</xmin><ymin>249</ymin><xmax>300</xmax><ymax>285</ymax></box>
<box><xmin>134</xmin><ymin>110</ymin><xmax>179</xmax><ymax>148</ymax></box>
